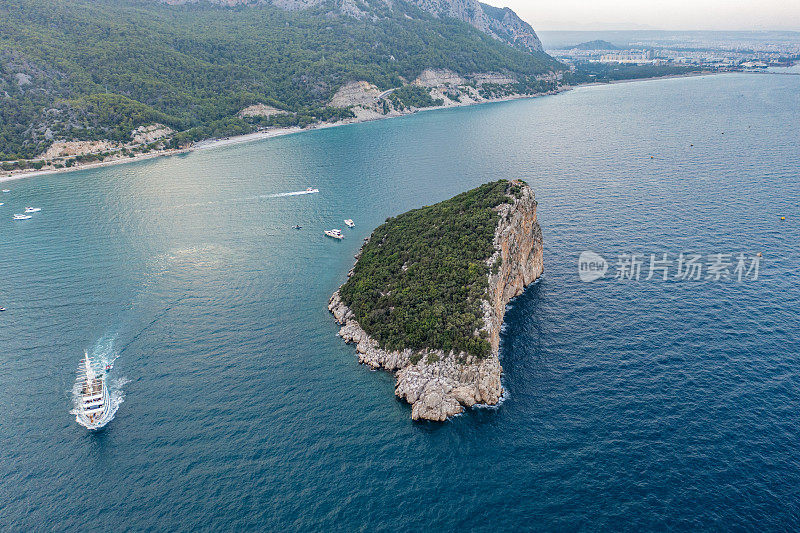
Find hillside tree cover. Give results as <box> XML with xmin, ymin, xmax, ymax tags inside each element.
<box><xmin>339</xmin><ymin>180</ymin><xmax>520</xmax><ymax>359</ymax></box>
<box><xmin>0</xmin><ymin>0</ymin><xmax>561</xmax><ymax>160</ymax></box>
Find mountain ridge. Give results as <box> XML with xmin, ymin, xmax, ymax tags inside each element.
<box><xmin>154</xmin><ymin>0</ymin><xmax>543</xmax><ymax>52</ymax></box>
<box><xmin>0</xmin><ymin>0</ymin><xmax>560</xmax><ymax>162</ymax></box>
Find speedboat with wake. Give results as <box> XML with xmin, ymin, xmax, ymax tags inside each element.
<box><xmin>306</xmin><ymin>187</ymin><xmax>319</xmax><ymax>193</ymax></box>
<box><xmin>75</xmin><ymin>352</ymin><xmax>112</xmax><ymax>430</ymax></box>
<box><xmin>344</xmin><ymin>219</ymin><xmax>355</xmax><ymax>228</ymax></box>
<box><xmin>13</xmin><ymin>214</ymin><xmax>31</xmax><ymax>220</ymax></box>
<box><xmin>324</xmin><ymin>229</ymin><xmax>344</xmax><ymax>240</ymax></box>
<box><xmin>24</xmin><ymin>207</ymin><xmax>41</xmax><ymax>213</ymax></box>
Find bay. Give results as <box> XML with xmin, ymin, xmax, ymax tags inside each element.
<box><xmin>1</xmin><ymin>72</ymin><xmax>798</xmax><ymax>530</ymax></box>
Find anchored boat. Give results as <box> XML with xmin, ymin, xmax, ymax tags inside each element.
<box><xmin>75</xmin><ymin>352</ymin><xmax>112</xmax><ymax>430</ymax></box>
<box><xmin>325</xmin><ymin>229</ymin><xmax>344</xmax><ymax>240</ymax></box>
<box><xmin>344</xmin><ymin>219</ymin><xmax>355</xmax><ymax>228</ymax></box>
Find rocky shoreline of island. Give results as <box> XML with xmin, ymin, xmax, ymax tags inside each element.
<box><xmin>329</xmin><ymin>182</ymin><xmax>544</xmax><ymax>421</ymax></box>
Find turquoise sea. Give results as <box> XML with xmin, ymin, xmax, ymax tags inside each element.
<box><xmin>1</xmin><ymin>72</ymin><xmax>799</xmax><ymax>530</ymax></box>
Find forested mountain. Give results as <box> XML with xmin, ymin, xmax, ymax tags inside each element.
<box><xmin>0</xmin><ymin>0</ymin><xmax>560</xmax><ymax>161</ymax></box>
<box><xmin>157</xmin><ymin>0</ymin><xmax>545</xmax><ymax>52</ymax></box>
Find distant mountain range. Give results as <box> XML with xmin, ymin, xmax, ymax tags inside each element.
<box><xmin>570</xmin><ymin>40</ymin><xmax>622</xmax><ymax>50</ymax></box>
<box><xmin>0</xmin><ymin>0</ymin><xmax>560</xmax><ymax>162</ymax></box>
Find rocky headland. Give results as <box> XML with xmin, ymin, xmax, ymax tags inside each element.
<box><xmin>329</xmin><ymin>180</ymin><xmax>543</xmax><ymax>421</ymax></box>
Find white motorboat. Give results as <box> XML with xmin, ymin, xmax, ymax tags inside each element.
<box><xmin>306</xmin><ymin>187</ymin><xmax>319</xmax><ymax>193</ymax></box>
<box><xmin>1</xmin><ymin>189</ymin><xmax>9</xmax><ymax>193</ymax></box>
<box><xmin>0</xmin><ymin>202</ymin><xmax>4</xmax><ymax>206</ymax></box>
<box><xmin>13</xmin><ymin>214</ymin><xmax>31</xmax><ymax>220</ymax></box>
<box><xmin>75</xmin><ymin>352</ymin><xmax>112</xmax><ymax>430</ymax></box>
<box><xmin>24</xmin><ymin>207</ymin><xmax>41</xmax><ymax>213</ymax></box>
<box><xmin>324</xmin><ymin>229</ymin><xmax>344</xmax><ymax>240</ymax></box>
<box><xmin>344</xmin><ymin>219</ymin><xmax>355</xmax><ymax>228</ymax></box>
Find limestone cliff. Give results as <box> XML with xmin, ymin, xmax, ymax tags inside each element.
<box><xmin>329</xmin><ymin>182</ymin><xmax>543</xmax><ymax>421</ymax></box>
<box><xmin>407</xmin><ymin>0</ymin><xmax>543</xmax><ymax>52</ymax></box>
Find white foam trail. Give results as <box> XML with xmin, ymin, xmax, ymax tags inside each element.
<box><xmin>155</xmin><ymin>189</ymin><xmax>319</xmax><ymax>210</ymax></box>
<box><xmin>258</xmin><ymin>189</ymin><xmax>319</xmax><ymax>198</ymax></box>
<box><xmin>473</xmin><ymin>387</ymin><xmax>509</xmax><ymax>410</ymax></box>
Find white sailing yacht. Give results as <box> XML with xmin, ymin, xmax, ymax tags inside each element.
<box><xmin>76</xmin><ymin>352</ymin><xmax>111</xmax><ymax>429</ymax></box>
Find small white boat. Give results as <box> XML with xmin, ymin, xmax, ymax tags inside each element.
<box><xmin>76</xmin><ymin>352</ymin><xmax>112</xmax><ymax>430</ymax></box>
<box><xmin>13</xmin><ymin>214</ymin><xmax>31</xmax><ymax>220</ymax></box>
<box><xmin>344</xmin><ymin>219</ymin><xmax>355</xmax><ymax>228</ymax></box>
<box><xmin>24</xmin><ymin>207</ymin><xmax>41</xmax><ymax>213</ymax></box>
<box><xmin>306</xmin><ymin>187</ymin><xmax>319</xmax><ymax>193</ymax></box>
<box><xmin>325</xmin><ymin>229</ymin><xmax>344</xmax><ymax>240</ymax></box>
<box><xmin>1</xmin><ymin>189</ymin><xmax>9</xmax><ymax>193</ymax></box>
<box><xmin>0</xmin><ymin>202</ymin><xmax>4</xmax><ymax>206</ymax></box>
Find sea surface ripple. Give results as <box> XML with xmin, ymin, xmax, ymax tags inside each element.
<box><xmin>0</xmin><ymin>72</ymin><xmax>798</xmax><ymax>530</ymax></box>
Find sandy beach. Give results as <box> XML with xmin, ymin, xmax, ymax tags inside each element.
<box><xmin>0</xmin><ymin>124</ymin><xmax>310</xmax><ymax>184</ymax></box>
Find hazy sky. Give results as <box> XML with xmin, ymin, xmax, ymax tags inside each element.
<box><xmin>481</xmin><ymin>0</ymin><xmax>800</xmax><ymax>31</ymax></box>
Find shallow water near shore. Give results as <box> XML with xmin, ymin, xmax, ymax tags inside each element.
<box><xmin>1</xmin><ymin>72</ymin><xmax>799</xmax><ymax>530</ymax></box>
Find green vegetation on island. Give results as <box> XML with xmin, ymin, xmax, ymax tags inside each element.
<box><xmin>339</xmin><ymin>180</ymin><xmax>520</xmax><ymax>359</ymax></box>
<box><xmin>0</xmin><ymin>0</ymin><xmax>561</xmax><ymax>161</ymax></box>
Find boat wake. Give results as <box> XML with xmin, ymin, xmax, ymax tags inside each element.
<box><xmin>71</xmin><ymin>337</ymin><xmax>126</xmax><ymax>431</ymax></box>
<box><xmin>227</xmin><ymin>188</ymin><xmax>319</xmax><ymax>203</ymax></box>
<box><xmin>150</xmin><ymin>188</ymin><xmax>320</xmax><ymax>211</ymax></box>
<box><xmin>261</xmin><ymin>188</ymin><xmax>319</xmax><ymax>198</ymax></box>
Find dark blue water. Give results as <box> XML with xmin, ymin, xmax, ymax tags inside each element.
<box><xmin>1</xmin><ymin>73</ymin><xmax>798</xmax><ymax>530</ymax></box>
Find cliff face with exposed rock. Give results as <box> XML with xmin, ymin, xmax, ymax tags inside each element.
<box><xmin>407</xmin><ymin>0</ymin><xmax>543</xmax><ymax>52</ymax></box>
<box><xmin>329</xmin><ymin>182</ymin><xmax>543</xmax><ymax>421</ymax></box>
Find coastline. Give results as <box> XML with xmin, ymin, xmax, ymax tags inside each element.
<box><xmin>0</xmin><ymin>70</ymin><xmax>722</xmax><ymax>184</ymax></box>
<box><xmin>577</xmin><ymin>69</ymin><xmax>723</xmax><ymax>88</ymax></box>
<box><xmin>0</xmin><ymin>124</ymin><xmax>308</xmax><ymax>184</ymax></box>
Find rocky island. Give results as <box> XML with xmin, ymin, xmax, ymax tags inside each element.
<box><xmin>329</xmin><ymin>180</ymin><xmax>543</xmax><ymax>421</ymax></box>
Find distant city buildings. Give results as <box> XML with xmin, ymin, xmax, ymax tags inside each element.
<box><xmin>549</xmin><ymin>36</ymin><xmax>800</xmax><ymax>71</ymax></box>
<box><xmin>599</xmin><ymin>50</ymin><xmax>654</xmax><ymax>64</ymax></box>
